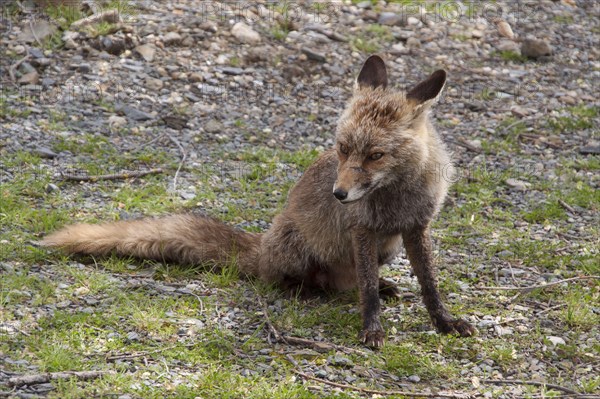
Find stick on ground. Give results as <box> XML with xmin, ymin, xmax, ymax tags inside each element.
<box><xmin>477</xmin><ymin>275</ymin><xmax>600</xmax><ymax>292</ymax></box>
<box><xmin>60</xmin><ymin>168</ymin><xmax>163</xmax><ymax>182</ymax></box>
<box><xmin>8</xmin><ymin>370</ymin><xmax>115</xmax><ymax>387</ymax></box>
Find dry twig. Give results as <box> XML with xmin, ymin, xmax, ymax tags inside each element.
<box><xmin>8</xmin><ymin>370</ymin><xmax>115</xmax><ymax>387</ymax></box>
<box><xmin>478</xmin><ymin>275</ymin><xmax>599</xmax><ymax>292</ymax></box>
<box><xmin>60</xmin><ymin>168</ymin><xmax>163</xmax><ymax>182</ymax></box>
<box><xmin>261</xmin><ymin>302</ymin><xmax>368</xmax><ymax>356</ymax></box>
<box><xmin>166</xmin><ymin>134</ymin><xmax>186</xmax><ymax>192</ymax></box>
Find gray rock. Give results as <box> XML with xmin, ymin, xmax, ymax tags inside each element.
<box><xmin>315</xmin><ymin>369</ymin><xmax>328</xmax><ymax>378</ymax></box>
<box><xmin>301</xmin><ymin>47</ymin><xmax>327</xmax><ymax>62</ymax></box>
<box><xmin>408</xmin><ymin>375</ymin><xmax>421</xmax><ymax>383</ymax></box>
<box><xmin>505</xmin><ymin>178</ymin><xmax>531</xmax><ymax>191</ymax></box>
<box><xmin>521</xmin><ymin>39</ymin><xmax>552</xmax><ymax>59</ymax></box>
<box><xmin>145</xmin><ymin>77</ymin><xmax>164</xmax><ymax>91</ymax></box>
<box><xmin>163</xmin><ymin>31</ymin><xmax>182</xmax><ymax>46</ymax></box>
<box><xmin>378</xmin><ymin>12</ymin><xmax>406</xmax><ymax>26</ymax></box>
<box><xmin>18</xmin><ymin>71</ymin><xmax>39</xmax><ymax>85</ymax></box>
<box><xmin>115</xmin><ymin>104</ymin><xmax>154</xmax><ymax>121</ymax></box>
<box><xmin>135</xmin><ymin>44</ymin><xmax>156</xmax><ymax>62</ymax></box>
<box><xmin>204</xmin><ymin>119</ymin><xmax>223</xmax><ymax>133</ymax></box>
<box><xmin>34</xmin><ymin>147</ymin><xmax>58</xmax><ymax>159</ymax></box>
<box><xmin>231</xmin><ymin>22</ymin><xmax>261</xmax><ymax>44</ymax></box>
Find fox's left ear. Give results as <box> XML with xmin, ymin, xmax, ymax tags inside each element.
<box><xmin>407</xmin><ymin>69</ymin><xmax>446</xmax><ymax>106</ymax></box>
<box><xmin>356</xmin><ymin>55</ymin><xmax>388</xmax><ymax>90</ymax></box>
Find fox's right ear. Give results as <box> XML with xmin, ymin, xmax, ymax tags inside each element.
<box><xmin>356</xmin><ymin>55</ymin><xmax>388</xmax><ymax>90</ymax></box>
<box><xmin>406</xmin><ymin>70</ymin><xmax>446</xmax><ymax>105</ymax></box>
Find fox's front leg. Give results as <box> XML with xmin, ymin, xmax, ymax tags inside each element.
<box><xmin>352</xmin><ymin>228</ymin><xmax>384</xmax><ymax>347</ymax></box>
<box><xmin>402</xmin><ymin>226</ymin><xmax>476</xmax><ymax>337</ymax></box>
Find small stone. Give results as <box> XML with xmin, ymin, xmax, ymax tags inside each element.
<box><xmin>408</xmin><ymin>375</ymin><xmax>421</xmax><ymax>383</ymax></box>
<box><xmin>29</xmin><ymin>48</ymin><xmax>44</xmax><ymax>58</ymax></box>
<box><xmin>505</xmin><ymin>178</ymin><xmax>530</xmax><ymax>191</ymax></box>
<box><xmin>204</xmin><ymin>119</ymin><xmax>223</xmax><ymax>133</ymax></box>
<box><xmin>496</xmin><ymin>39</ymin><xmax>520</xmax><ymax>52</ymax></box>
<box><xmin>135</xmin><ymin>44</ymin><xmax>156</xmax><ymax>62</ymax></box>
<box><xmin>406</xmin><ymin>37</ymin><xmax>421</xmax><ymax>48</ymax></box>
<box><xmin>282</xmin><ymin>64</ymin><xmax>305</xmax><ymax>81</ymax></box>
<box><xmin>13</xmin><ymin>45</ymin><xmax>26</xmax><ymax>55</ymax></box>
<box><xmin>546</xmin><ymin>336</ymin><xmax>566</xmax><ymax>346</ymax></box>
<box><xmin>34</xmin><ymin>147</ymin><xmax>58</xmax><ymax>159</ymax></box>
<box><xmin>301</xmin><ymin>47</ymin><xmax>326</xmax><ymax>62</ymax></box>
<box><xmin>108</xmin><ymin>115</ymin><xmax>128</xmax><ymax>128</ymax></box>
<box><xmin>101</xmin><ymin>37</ymin><xmax>126</xmax><ymax>55</ymax></box>
<box><xmin>579</xmin><ymin>145</ymin><xmax>600</xmax><ymax>155</ymax></box>
<box><xmin>189</xmin><ymin>72</ymin><xmax>203</xmax><ymax>82</ymax></box>
<box><xmin>559</xmin><ymin>95</ymin><xmax>576</xmax><ymax>105</ymax></box>
<box><xmin>220</xmin><ymin>67</ymin><xmax>244</xmax><ymax>75</ymax></box>
<box><xmin>45</xmin><ymin>183</ymin><xmax>59</xmax><ymax>193</ymax></box>
<box><xmin>471</xmin><ymin>29</ymin><xmax>484</xmax><ymax>38</ymax></box>
<box><xmin>521</xmin><ymin>39</ymin><xmax>552</xmax><ymax>59</ymax></box>
<box><xmin>390</xmin><ymin>43</ymin><xmax>409</xmax><ymax>55</ymax></box>
<box><xmin>495</xmin><ymin>20</ymin><xmax>515</xmax><ymax>39</ymax></box>
<box><xmin>330</xmin><ymin>355</ymin><xmax>353</xmax><ymax>367</ymax></box>
<box><xmin>378</xmin><ymin>12</ymin><xmax>406</xmax><ymax>26</ymax></box>
<box><xmin>163</xmin><ymin>31</ymin><xmax>182</xmax><ymax>46</ymax></box>
<box><xmin>115</xmin><ymin>104</ymin><xmax>154</xmax><ymax>121</ymax></box>
<box><xmin>145</xmin><ymin>77</ymin><xmax>164</xmax><ymax>91</ymax></box>
<box><xmin>126</xmin><ymin>332</ymin><xmax>139</xmax><ymax>341</ymax></box>
<box><xmin>465</xmin><ymin>139</ymin><xmax>482</xmax><ymax>151</ymax></box>
<box><xmin>18</xmin><ymin>71</ymin><xmax>39</xmax><ymax>85</ymax></box>
<box><xmin>315</xmin><ymin>369</ymin><xmax>327</xmax><ymax>378</ymax></box>
<box><xmin>511</xmin><ymin>106</ymin><xmax>529</xmax><ymax>118</ymax></box>
<box><xmin>231</xmin><ymin>22</ymin><xmax>261</xmax><ymax>44</ymax></box>
<box><xmin>407</xmin><ymin>16</ymin><xmax>420</xmax><ymax>25</ymax></box>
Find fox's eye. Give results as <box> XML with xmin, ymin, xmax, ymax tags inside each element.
<box><xmin>369</xmin><ymin>152</ymin><xmax>384</xmax><ymax>160</ymax></box>
<box><xmin>339</xmin><ymin>144</ymin><xmax>349</xmax><ymax>155</ymax></box>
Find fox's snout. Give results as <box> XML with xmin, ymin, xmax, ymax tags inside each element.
<box><xmin>333</xmin><ymin>167</ymin><xmax>373</xmax><ymax>204</ymax></box>
<box><xmin>333</xmin><ymin>188</ymin><xmax>348</xmax><ymax>201</ymax></box>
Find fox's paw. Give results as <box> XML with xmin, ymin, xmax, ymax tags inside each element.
<box><xmin>359</xmin><ymin>326</ymin><xmax>385</xmax><ymax>348</ymax></box>
<box><xmin>435</xmin><ymin>318</ymin><xmax>477</xmax><ymax>337</ymax></box>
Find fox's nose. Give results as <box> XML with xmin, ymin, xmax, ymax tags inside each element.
<box><xmin>333</xmin><ymin>188</ymin><xmax>348</xmax><ymax>201</ymax></box>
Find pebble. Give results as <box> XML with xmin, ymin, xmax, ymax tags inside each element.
<box><xmin>378</xmin><ymin>12</ymin><xmax>406</xmax><ymax>27</ymax></box>
<box><xmin>505</xmin><ymin>178</ymin><xmax>531</xmax><ymax>191</ymax></box>
<box><xmin>521</xmin><ymin>39</ymin><xmax>552</xmax><ymax>59</ymax></box>
<box><xmin>163</xmin><ymin>31</ymin><xmax>182</xmax><ymax>46</ymax></box>
<box><xmin>301</xmin><ymin>47</ymin><xmax>327</xmax><ymax>62</ymax></box>
<box><xmin>546</xmin><ymin>336</ymin><xmax>566</xmax><ymax>346</ymax></box>
<box><xmin>18</xmin><ymin>71</ymin><xmax>39</xmax><ymax>85</ymax></box>
<box><xmin>115</xmin><ymin>104</ymin><xmax>154</xmax><ymax>121</ymax></box>
<box><xmin>135</xmin><ymin>44</ymin><xmax>156</xmax><ymax>62</ymax></box>
<box><xmin>145</xmin><ymin>77</ymin><xmax>164</xmax><ymax>90</ymax></box>
<box><xmin>231</xmin><ymin>22</ymin><xmax>261</xmax><ymax>44</ymax></box>
<box><xmin>34</xmin><ymin>147</ymin><xmax>58</xmax><ymax>159</ymax></box>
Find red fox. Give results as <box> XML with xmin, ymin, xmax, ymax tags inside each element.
<box><xmin>42</xmin><ymin>55</ymin><xmax>475</xmax><ymax>347</ymax></box>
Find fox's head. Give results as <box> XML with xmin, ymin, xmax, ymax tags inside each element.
<box><xmin>333</xmin><ymin>55</ymin><xmax>447</xmax><ymax>203</ymax></box>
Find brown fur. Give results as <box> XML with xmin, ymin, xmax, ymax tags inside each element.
<box><xmin>42</xmin><ymin>56</ymin><xmax>475</xmax><ymax>346</ymax></box>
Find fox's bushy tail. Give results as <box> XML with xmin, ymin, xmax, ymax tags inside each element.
<box><xmin>41</xmin><ymin>214</ymin><xmax>262</xmax><ymax>275</ymax></box>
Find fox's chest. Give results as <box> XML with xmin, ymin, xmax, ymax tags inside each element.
<box><xmin>360</xmin><ymin>186</ymin><xmax>438</xmax><ymax>234</ymax></box>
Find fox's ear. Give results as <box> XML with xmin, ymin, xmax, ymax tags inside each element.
<box><xmin>406</xmin><ymin>70</ymin><xmax>446</xmax><ymax>104</ymax></box>
<box><xmin>356</xmin><ymin>55</ymin><xmax>388</xmax><ymax>90</ymax></box>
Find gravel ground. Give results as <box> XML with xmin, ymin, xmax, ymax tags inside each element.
<box><xmin>1</xmin><ymin>1</ymin><xmax>599</xmax><ymax>398</ymax></box>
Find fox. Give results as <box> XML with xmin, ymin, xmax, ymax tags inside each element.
<box><xmin>42</xmin><ymin>55</ymin><xmax>476</xmax><ymax>347</ymax></box>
